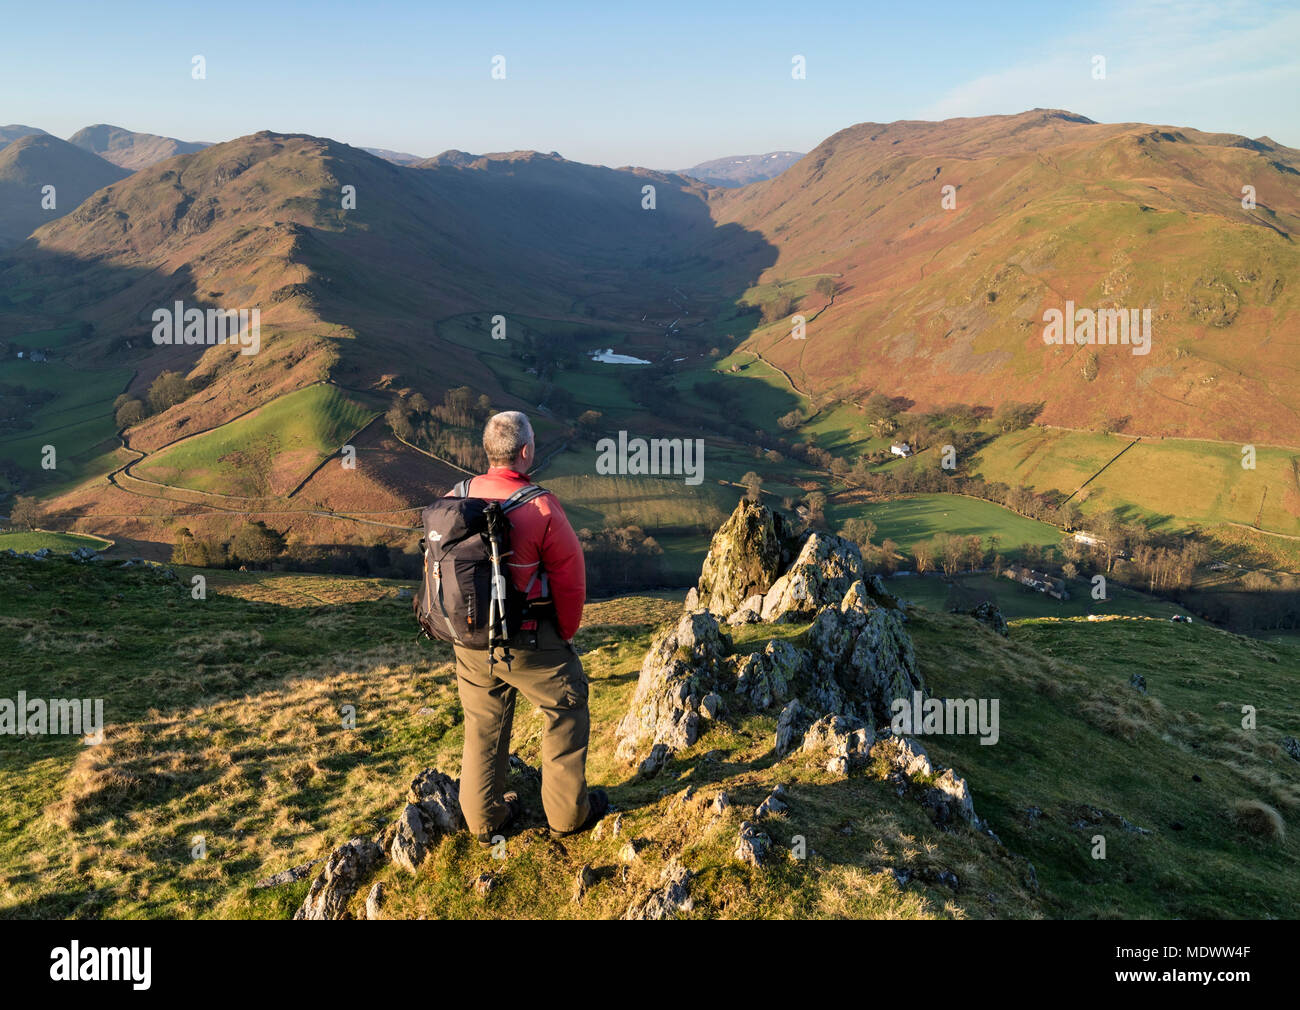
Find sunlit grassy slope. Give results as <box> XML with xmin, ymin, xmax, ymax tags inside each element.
<box><xmin>1</xmin><ymin>558</ymin><xmax>1296</xmax><ymax>920</ymax></box>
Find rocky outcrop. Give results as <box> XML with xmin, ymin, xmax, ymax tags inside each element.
<box><xmin>694</xmin><ymin>500</ymin><xmax>791</xmax><ymax>617</ymax></box>
<box><xmin>624</xmin><ymin>859</ymin><xmax>694</xmax><ymax>920</ymax></box>
<box><xmin>801</xmin><ymin>713</ymin><xmax>874</xmax><ymax>776</ymax></box>
<box><xmin>760</xmin><ymin>532</ymin><xmax>865</xmax><ymax>623</ymax></box>
<box><xmin>734</xmin><ymin>821</ymin><xmax>770</xmax><ymax>866</ymax></box>
<box><xmin>806</xmin><ymin>580</ymin><xmax>922</xmax><ymax>725</ymax></box>
<box><xmin>615</xmin><ymin>610</ymin><xmax>730</xmax><ymax>763</ymax></box>
<box><xmin>616</xmin><ymin>504</ymin><xmax>925</xmax><ymax>774</ymax></box>
<box><xmin>293</xmin><ymin>767</ymin><xmax>464</xmax><ymax>918</ymax></box>
<box><xmin>293</xmin><ymin>837</ymin><xmax>384</xmax><ymax>920</ymax></box>
<box><xmin>956</xmin><ymin>600</ymin><xmax>1008</xmax><ymax>637</ymax></box>
<box><xmin>731</xmin><ymin>638</ymin><xmax>805</xmax><ymax>711</ymax></box>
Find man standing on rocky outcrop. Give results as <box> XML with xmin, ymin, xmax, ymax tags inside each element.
<box><xmin>448</xmin><ymin>411</ymin><xmax>608</xmax><ymax>842</ymax></box>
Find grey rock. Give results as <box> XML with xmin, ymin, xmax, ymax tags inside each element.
<box><xmin>409</xmin><ymin>768</ymin><xmax>464</xmax><ymax>832</ymax></box>
<box><xmin>774</xmin><ymin>698</ymin><xmax>805</xmax><ymax>756</ymax></box>
<box><xmin>473</xmin><ymin>872</ymin><xmax>497</xmax><ymax>898</ymax></box>
<box><xmin>1130</xmin><ymin>672</ymin><xmax>1147</xmax><ymax>694</ymax></box>
<box><xmin>760</xmin><ymin>532</ymin><xmax>865</xmax><ymax>623</ymax></box>
<box><xmin>390</xmin><ymin>803</ymin><xmax>431</xmax><ymax>874</ymax></box>
<box><xmin>733</xmin><ymin>639</ymin><xmax>805</xmax><ymax>711</ymax></box>
<box><xmin>696</xmin><ymin>500</ymin><xmax>790</xmax><ymax>617</ymax></box>
<box><xmin>293</xmin><ymin>838</ymin><xmax>384</xmax><ymax>920</ymax></box>
<box><xmin>254</xmin><ymin>858</ymin><xmax>323</xmax><ymax>888</ymax></box>
<box><xmin>699</xmin><ymin>692</ymin><xmax>722</xmax><ymax>720</ymax></box>
<box><xmin>955</xmin><ymin>600</ymin><xmax>1008</xmax><ymax>636</ymax></box>
<box><xmin>756</xmin><ymin>792</ymin><xmax>788</xmax><ymax>817</ymax></box>
<box><xmin>807</xmin><ymin>580</ymin><xmax>922</xmax><ymax>725</ymax></box>
<box><xmin>637</xmin><ymin>742</ymin><xmax>671</xmax><ymax>778</ymax></box>
<box><xmin>872</xmin><ymin>734</ymin><xmax>934</xmax><ymax>778</ymax></box>
<box><xmin>625</xmin><ymin>859</ymin><xmax>694</xmax><ymax>920</ymax></box>
<box><xmin>733</xmin><ymin>821</ymin><xmax>770</xmax><ymax>867</ymax></box>
<box><xmin>615</xmin><ymin>610</ymin><xmax>729</xmax><ymax>763</ymax></box>
<box><xmin>365</xmin><ymin>881</ymin><xmax>384</xmax><ymax>919</ymax></box>
<box><xmin>1282</xmin><ymin>736</ymin><xmax>1300</xmax><ymax>762</ymax></box>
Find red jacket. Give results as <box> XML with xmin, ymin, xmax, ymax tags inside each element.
<box><xmin>447</xmin><ymin>466</ymin><xmax>586</xmax><ymax>640</ymax></box>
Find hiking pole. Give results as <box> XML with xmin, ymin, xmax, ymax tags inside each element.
<box><xmin>486</xmin><ymin>505</ymin><xmax>513</xmax><ymax>673</ymax></box>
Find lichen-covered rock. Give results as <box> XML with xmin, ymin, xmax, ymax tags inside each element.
<box><xmin>872</xmin><ymin>734</ymin><xmax>934</xmax><ymax>778</ymax></box>
<box><xmin>696</xmin><ymin>500</ymin><xmax>790</xmax><ymax>617</ymax></box>
<box><xmin>801</xmin><ymin>713</ymin><xmax>874</xmax><ymax>765</ymax></box>
<box><xmin>615</xmin><ymin>610</ymin><xmax>729</xmax><ymax>763</ymax></box>
<box><xmin>293</xmin><ymin>837</ymin><xmax>384</xmax><ymax>920</ymax></box>
<box><xmin>733</xmin><ymin>638</ymin><xmax>805</xmax><ymax>711</ymax></box>
<box><xmin>390</xmin><ymin>803</ymin><xmax>431</xmax><ymax>874</ymax></box>
<box><xmin>774</xmin><ymin>698</ymin><xmax>805</xmax><ymax>756</ymax></box>
<box><xmin>807</xmin><ymin>580</ymin><xmax>922</xmax><ymax>725</ymax></box>
<box><xmin>929</xmin><ymin>768</ymin><xmax>977</xmax><ymax>825</ymax></box>
<box><xmin>756</xmin><ymin>792</ymin><xmax>788</xmax><ymax>817</ymax></box>
<box><xmin>734</xmin><ymin>821</ymin><xmax>770</xmax><ymax>867</ymax></box>
<box><xmin>409</xmin><ymin>768</ymin><xmax>464</xmax><ymax>832</ymax></box>
<box><xmin>760</xmin><ymin>532</ymin><xmax>865</xmax><ymax>623</ymax></box>
<box><xmin>637</xmin><ymin>742</ymin><xmax>670</xmax><ymax>777</ymax></box>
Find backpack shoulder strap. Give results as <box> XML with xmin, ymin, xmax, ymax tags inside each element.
<box><xmin>501</xmin><ymin>484</ymin><xmax>549</xmax><ymax>513</ymax></box>
<box><xmin>451</xmin><ymin>478</ymin><xmax>473</xmax><ymax>498</ymax></box>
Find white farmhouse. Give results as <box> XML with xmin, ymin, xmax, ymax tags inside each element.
<box><xmin>890</xmin><ymin>442</ymin><xmax>913</xmax><ymax>458</ymax></box>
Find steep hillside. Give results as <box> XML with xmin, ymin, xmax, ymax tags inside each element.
<box><xmin>0</xmin><ymin>134</ymin><xmax>129</xmax><ymax>248</ymax></box>
<box><xmin>67</xmin><ymin>124</ymin><xmax>209</xmax><ymax>171</ymax></box>
<box><xmin>712</xmin><ymin>110</ymin><xmax>1300</xmax><ymax>445</ymax></box>
<box><xmin>0</xmin><ymin>131</ymin><xmax>774</xmax><ymax>549</ymax></box>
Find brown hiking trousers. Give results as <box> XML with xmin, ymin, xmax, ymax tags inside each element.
<box><xmin>453</xmin><ymin>619</ymin><xmax>592</xmax><ymax>835</ymax></box>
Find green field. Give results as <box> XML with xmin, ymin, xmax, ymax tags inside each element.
<box><xmin>834</xmin><ymin>493</ymin><xmax>1065</xmax><ymax>558</ymax></box>
<box><xmin>888</xmin><ymin>571</ymin><xmax>1186</xmax><ymax>621</ymax></box>
<box><xmin>0</xmin><ymin>359</ymin><xmax>132</xmax><ymax>492</ymax></box>
<box><xmin>0</xmin><ymin>530</ymin><xmax>112</xmax><ymax>553</ymax></box>
<box><xmin>133</xmin><ymin>385</ymin><xmax>375</xmax><ymax>497</ymax></box>
<box><xmin>975</xmin><ymin>427</ymin><xmax>1300</xmax><ymax>537</ymax></box>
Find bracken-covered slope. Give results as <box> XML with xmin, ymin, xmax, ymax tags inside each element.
<box><xmin>712</xmin><ymin>109</ymin><xmax>1300</xmax><ymax>444</ymax></box>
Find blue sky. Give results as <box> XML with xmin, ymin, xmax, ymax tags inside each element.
<box><xmin>4</xmin><ymin>0</ymin><xmax>1297</xmax><ymax>166</ymax></box>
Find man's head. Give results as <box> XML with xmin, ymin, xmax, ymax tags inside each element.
<box><xmin>483</xmin><ymin>410</ymin><xmax>535</xmax><ymax>472</ymax></box>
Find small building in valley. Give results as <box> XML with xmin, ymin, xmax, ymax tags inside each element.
<box><xmin>890</xmin><ymin>442</ymin><xmax>913</xmax><ymax>458</ymax></box>
<box><xmin>1002</xmin><ymin>563</ymin><xmax>1069</xmax><ymax>600</ymax></box>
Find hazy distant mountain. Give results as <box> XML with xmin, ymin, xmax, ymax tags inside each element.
<box><xmin>68</xmin><ymin>124</ymin><xmax>208</xmax><ymax>171</ymax></box>
<box><xmin>0</xmin><ymin>124</ymin><xmax>49</xmax><ymax>148</ymax></box>
<box><xmin>361</xmin><ymin>146</ymin><xmax>424</xmax><ymax>165</ymax></box>
<box><xmin>677</xmin><ymin>151</ymin><xmax>803</xmax><ymax>187</ymax></box>
<box><xmin>0</xmin><ymin>133</ymin><xmax>129</xmax><ymax>247</ymax></box>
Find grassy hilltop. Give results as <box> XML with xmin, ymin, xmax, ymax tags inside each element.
<box><xmin>1</xmin><ymin>555</ymin><xmax>1296</xmax><ymax>920</ymax></box>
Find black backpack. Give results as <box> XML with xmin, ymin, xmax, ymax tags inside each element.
<box><xmin>413</xmin><ymin>479</ymin><xmax>549</xmax><ymax>653</ymax></box>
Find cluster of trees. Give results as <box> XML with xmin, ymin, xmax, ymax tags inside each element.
<box><xmin>577</xmin><ymin>525</ymin><xmax>666</xmax><ymax>595</ymax></box>
<box><xmin>910</xmin><ymin>533</ymin><xmax>1000</xmax><ymax>577</ymax></box>
<box><xmin>837</xmin><ymin>517</ymin><xmax>900</xmax><ymax>574</ymax></box>
<box><xmin>114</xmin><ymin>371</ymin><xmax>196</xmax><ymax>430</ymax></box>
<box><xmin>171</xmin><ymin>522</ymin><xmax>424</xmax><ymax>578</ymax></box>
<box><xmin>171</xmin><ymin>521</ymin><xmax>287</xmax><ymax>569</ymax></box>
<box><xmin>387</xmin><ymin>387</ymin><xmax>491</xmax><ymax>471</ymax></box>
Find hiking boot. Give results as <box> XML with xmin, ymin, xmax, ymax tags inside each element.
<box><xmin>551</xmin><ymin>787</ymin><xmax>609</xmax><ymax>838</ymax></box>
<box><xmin>476</xmin><ymin>791</ymin><xmax>522</xmax><ymax>845</ymax></box>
